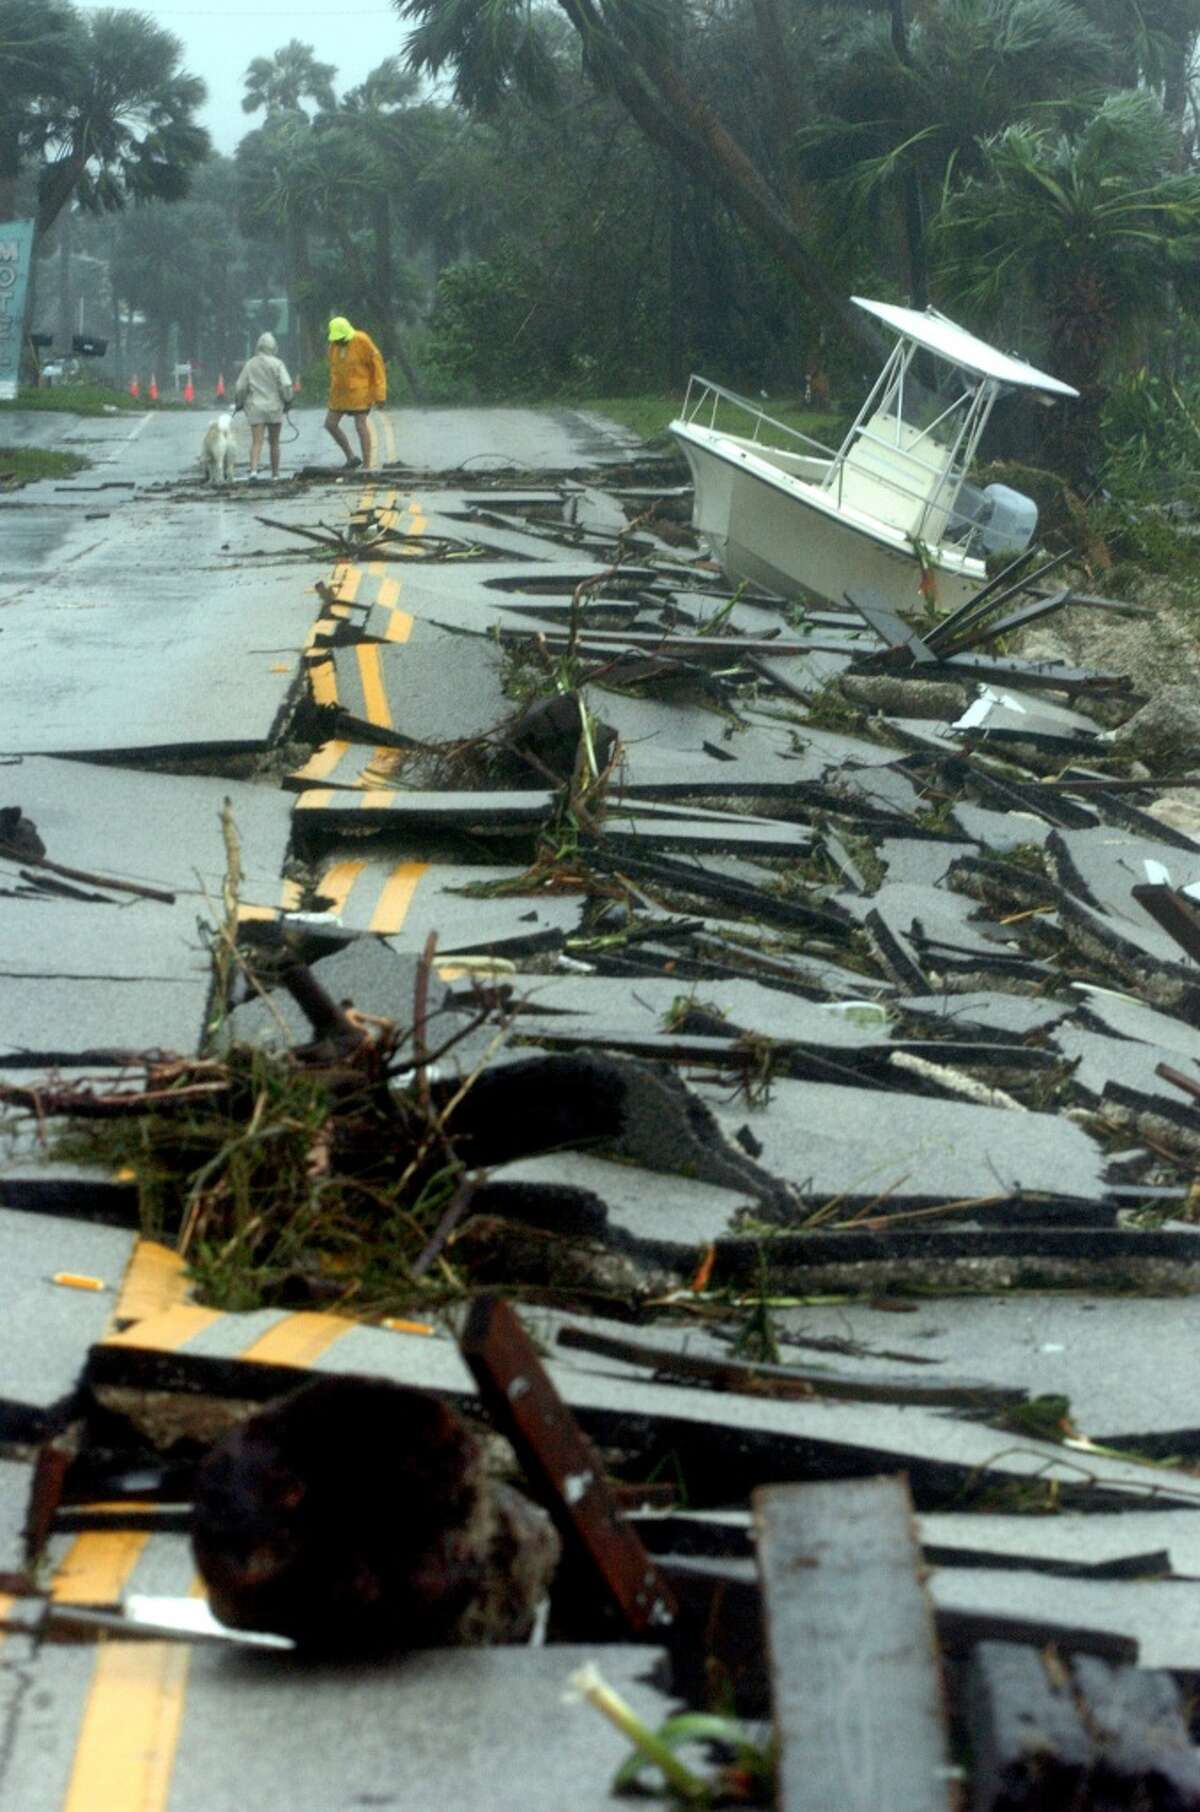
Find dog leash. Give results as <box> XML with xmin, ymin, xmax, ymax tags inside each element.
<box><xmin>231</xmin><ymin>403</ymin><xmax>301</xmax><ymax>442</ymax></box>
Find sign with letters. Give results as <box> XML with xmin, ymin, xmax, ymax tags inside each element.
<box><xmin>0</xmin><ymin>221</ymin><xmax>34</xmax><ymax>401</ymax></box>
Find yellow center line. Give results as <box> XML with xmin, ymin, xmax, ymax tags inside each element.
<box><xmin>398</xmin><ymin>499</ymin><xmax>428</xmax><ymax>555</ymax></box>
<box><xmin>307</xmin><ymin>658</ymin><xmax>337</xmax><ymax>707</ymax></box>
<box><xmin>360</xmin><ymin>748</ymin><xmax>405</xmax><ymax>788</ymax></box>
<box><xmin>51</xmin><ymin>1531</ymin><xmax>150</xmax><ymax>1606</ymax></box>
<box><xmin>294</xmin><ymin>787</ymin><xmax>335</xmax><ymax>812</ymax></box>
<box><xmin>291</xmin><ymin>740</ymin><xmax>349</xmax><ymax>784</ymax></box>
<box><xmin>111</xmin><ymin>1242</ymin><xmax>191</xmax><ymax>1329</ymax></box>
<box><xmin>61</xmin><ymin>1639</ymin><xmax>190</xmax><ymax>1812</ymax></box>
<box><xmin>335</xmin><ymin>562</ymin><xmax>363</xmax><ymax>603</ymax></box>
<box><xmin>313</xmin><ymin>858</ymin><xmax>366</xmax><ymax>913</ymax></box>
<box><xmin>104</xmin><ymin>1303</ymin><xmax>224</xmax><ymax>1351</ymax></box>
<box><xmin>355</xmin><ymin>643</ymin><xmax>393</xmax><ymax>729</ymax></box>
<box><xmin>384</xmin><ymin>611</ymin><xmax>414</xmax><ymax>644</ymax></box>
<box><xmin>377</xmin><ymin>577</ymin><xmax>401</xmax><ymax>609</ymax></box>
<box><xmin>238</xmin><ymin>1312</ymin><xmax>357</xmax><ymax>1368</ymax></box>
<box><xmin>368</xmin><ymin>861</ymin><xmax>430</xmax><ymax>933</ymax></box>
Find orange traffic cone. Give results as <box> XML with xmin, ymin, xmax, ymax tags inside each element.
<box><xmin>129</xmin><ymin>374</ymin><xmax>140</xmax><ymax>399</ymax></box>
<box><xmin>183</xmin><ymin>374</ymin><xmax>195</xmax><ymax>404</ymax></box>
<box><xmin>215</xmin><ymin>372</ymin><xmax>225</xmax><ymax>400</ymax></box>
<box><xmin>148</xmin><ymin>373</ymin><xmax>159</xmax><ymax>402</ymax></box>
<box><xmin>292</xmin><ymin>370</ymin><xmax>301</xmax><ymax>394</ymax></box>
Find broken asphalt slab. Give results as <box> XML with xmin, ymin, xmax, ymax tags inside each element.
<box><xmin>766</xmin><ymin>1293</ymin><xmax>1200</xmax><ymax>1448</ymax></box>
<box><xmin>1</xmin><ymin>559</ymin><xmax>307</xmax><ymax>757</ymax></box>
<box><xmin>0</xmin><ymin>757</ymin><xmax>293</xmax><ymax>902</ymax></box>
<box><xmin>12</xmin><ymin>425</ymin><xmax>1200</xmax><ymax>1806</ymax></box>
<box><xmin>0</xmin><ymin>1642</ymin><xmax>674</xmax><ymax>1812</ymax></box>
<box><xmin>83</xmin><ymin>1295</ymin><xmax>1200</xmax><ymax>1512</ymax></box>
<box><xmin>0</xmin><ymin>1206</ymin><xmax>136</xmax><ymax>1440</ymax></box>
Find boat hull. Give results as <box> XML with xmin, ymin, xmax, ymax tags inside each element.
<box><xmin>671</xmin><ymin>422</ymin><xmax>986</xmax><ymax>617</ymax></box>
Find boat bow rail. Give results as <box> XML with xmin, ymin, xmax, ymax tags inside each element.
<box><xmin>675</xmin><ymin>366</ymin><xmax>1010</xmax><ymax>560</ymax></box>
<box><xmin>676</xmin><ymin>375</ymin><xmax>837</xmax><ymax>468</ymax></box>
<box><xmin>668</xmin><ymin>299</ymin><xmax>1079</xmax><ymax>613</ymax></box>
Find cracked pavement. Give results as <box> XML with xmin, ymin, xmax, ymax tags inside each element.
<box><xmin>5</xmin><ymin>399</ymin><xmax>1200</xmax><ymax>1808</ymax></box>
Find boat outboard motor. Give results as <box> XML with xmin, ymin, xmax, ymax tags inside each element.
<box><xmin>948</xmin><ymin>481</ymin><xmax>1038</xmax><ymax>556</ymax></box>
<box><xmin>978</xmin><ymin>483</ymin><xmax>1037</xmax><ymax>555</ymax></box>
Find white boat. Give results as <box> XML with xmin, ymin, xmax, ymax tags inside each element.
<box><xmin>669</xmin><ymin>297</ymin><xmax>1078</xmax><ymax>616</ymax></box>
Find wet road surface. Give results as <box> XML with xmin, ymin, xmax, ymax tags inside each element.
<box><xmin>0</xmin><ymin>403</ymin><xmax>642</xmax><ymax>756</ymax></box>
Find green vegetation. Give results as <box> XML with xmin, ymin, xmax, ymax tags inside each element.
<box><xmin>0</xmin><ymin>0</ymin><xmax>208</xmax><ymax>235</ymax></box>
<box><xmin>9</xmin><ymin>0</ymin><xmax>1200</xmax><ymax>503</ymax></box>
<box><xmin>573</xmin><ymin>395</ymin><xmax>843</xmax><ymax>449</ymax></box>
<box><xmin>54</xmin><ymin>1041</ymin><xmax>471</xmax><ymax>1318</ymax></box>
<box><xmin>0</xmin><ymin>385</ymin><xmax>143</xmax><ymax>416</ymax></box>
<box><xmin>0</xmin><ymin>445</ymin><xmax>89</xmax><ymax>485</ymax></box>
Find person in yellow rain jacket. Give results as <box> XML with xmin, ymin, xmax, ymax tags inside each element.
<box><xmin>324</xmin><ymin>315</ymin><xmax>387</xmax><ymax>470</ymax></box>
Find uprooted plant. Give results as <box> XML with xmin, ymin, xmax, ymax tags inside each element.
<box><xmin>3</xmin><ymin>937</ymin><xmax>509</xmax><ymax>1317</ymax></box>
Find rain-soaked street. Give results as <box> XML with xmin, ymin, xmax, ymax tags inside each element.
<box><xmin>9</xmin><ymin>393</ymin><xmax>1200</xmax><ymax>1809</ymax></box>
<box><xmin>2</xmin><ymin>402</ymin><xmax>637</xmax><ymax>754</ymax></box>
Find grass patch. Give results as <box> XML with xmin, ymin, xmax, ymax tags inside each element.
<box><xmin>572</xmin><ymin>392</ymin><xmax>843</xmax><ymax>448</ymax></box>
<box><xmin>0</xmin><ymin>445</ymin><xmax>90</xmax><ymax>486</ymax></box>
<box><xmin>0</xmin><ymin>383</ymin><xmax>145</xmax><ymax>416</ymax></box>
<box><xmin>50</xmin><ymin>1037</ymin><xmax>473</xmax><ymax>1319</ymax></box>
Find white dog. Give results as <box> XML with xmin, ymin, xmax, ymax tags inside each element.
<box><xmin>202</xmin><ymin>412</ymin><xmax>236</xmax><ymax>484</ymax></box>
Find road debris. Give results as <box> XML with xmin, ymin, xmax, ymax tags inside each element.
<box><xmin>191</xmin><ymin>1373</ymin><xmax>560</xmax><ymax>1652</ymax></box>
<box><xmin>6</xmin><ymin>450</ymin><xmax>1200</xmax><ymax>1809</ymax></box>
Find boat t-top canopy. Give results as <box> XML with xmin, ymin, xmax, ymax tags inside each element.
<box><xmin>852</xmin><ymin>297</ymin><xmax>1079</xmax><ymax>398</ymax></box>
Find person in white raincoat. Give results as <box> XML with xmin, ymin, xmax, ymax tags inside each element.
<box><xmin>234</xmin><ymin>333</ymin><xmax>294</xmax><ymax>480</ymax></box>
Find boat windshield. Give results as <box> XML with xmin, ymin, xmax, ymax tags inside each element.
<box><xmin>827</xmin><ymin>340</ymin><xmax>997</xmax><ymax>543</ymax></box>
<box><xmin>893</xmin><ymin>365</ymin><xmax>973</xmax><ymax>459</ymax></box>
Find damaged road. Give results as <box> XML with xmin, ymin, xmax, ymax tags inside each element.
<box><xmin>6</xmin><ymin>402</ymin><xmax>1200</xmax><ymax>1809</ymax></box>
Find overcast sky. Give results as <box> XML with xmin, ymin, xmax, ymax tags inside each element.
<box><xmin>75</xmin><ymin>0</ymin><xmax>412</xmax><ymax>154</ymax></box>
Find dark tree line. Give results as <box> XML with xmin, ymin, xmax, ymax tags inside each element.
<box><xmin>7</xmin><ymin>0</ymin><xmax>1200</xmax><ymax>481</ymax></box>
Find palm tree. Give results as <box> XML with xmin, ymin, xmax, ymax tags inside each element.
<box><xmin>396</xmin><ymin>0</ymin><xmax>891</xmax><ymax>361</ymax></box>
<box><xmin>33</xmin><ymin>8</ymin><xmax>209</xmax><ymax>241</ymax></box>
<box><xmin>240</xmin><ymin>46</ymin><xmax>343</xmax><ymax>366</ymax></box>
<box><xmin>242</xmin><ymin>40</ymin><xmax>337</xmax><ymax>120</ymax></box>
<box><xmin>112</xmin><ymin>159</ymin><xmax>252</xmax><ymax>384</ymax></box>
<box><xmin>312</xmin><ymin>58</ymin><xmax>434</xmax><ymax>391</ymax></box>
<box><xmin>933</xmin><ymin>90</ymin><xmax>1200</xmax><ymax>474</ymax></box>
<box><xmin>0</xmin><ymin>0</ymin><xmax>77</xmax><ymax>219</ymax></box>
<box><xmin>1076</xmin><ymin>0</ymin><xmax>1200</xmax><ymax>118</ymax></box>
<box><xmin>795</xmin><ymin>0</ymin><xmax>1115</xmax><ymax>306</ymax></box>
<box><xmin>236</xmin><ymin>110</ymin><xmax>324</xmax><ymax>368</ymax></box>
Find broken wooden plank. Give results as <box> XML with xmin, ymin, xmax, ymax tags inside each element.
<box><xmin>844</xmin><ymin>588</ymin><xmax>937</xmax><ymax>663</ymax></box>
<box><xmin>1131</xmin><ymin>882</ymin><xmax>1200</xmax><ymax>965</ymax></box>
<box><xmin>495</xmin><ymin>624</ymin><xmax>868</xmax><ymax>660</ymax></box>
<box><xmin>754</xmin><ymin>1476</ymin><xmax>954</xmax><ymax>1811</ymax></box>
<box><xmin>933</xmin><ymin>586</ymin><xmax>1075</xmax><ymax>658</ymax></box>
<box><xmin>460</xmin><ymin>1295</ymin><xmax>678</xmax><ymax>1637</ymax></box>
<box><xmin>923</xmin><ymin>550</ymin><xmax>1071</xmax><ymax>654</ymax></box>
<box><xmin>937</xmin><ymin>1607</ymin><xmax>1137</xmax><ymax>1665</ymax></box>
